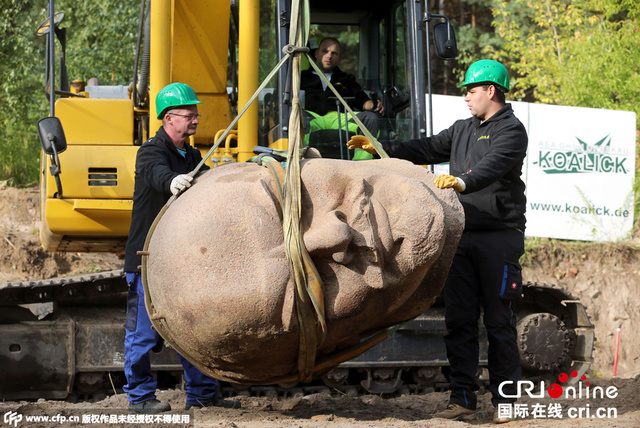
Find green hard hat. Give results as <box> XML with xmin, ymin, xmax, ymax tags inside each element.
<box><xmin>156</xmin><ymin>82</ymin><xmax>203</xmax><ymax>119</ymax></box>
<box><xmin>459</xmin><ymin>59</ymin><xmax>510</xmax><ymax>92</ymax></box>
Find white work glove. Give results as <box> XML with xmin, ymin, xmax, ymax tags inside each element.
<box><xmin>170</xmin><ymin>174</ymin><xmax>193</xmax><ymax>195</ymax></box>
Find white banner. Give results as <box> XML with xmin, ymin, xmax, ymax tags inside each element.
<box><xmin>427</xmin><ymin>94</ymin><xmax>637</xmax><ymax>242</ymax></box>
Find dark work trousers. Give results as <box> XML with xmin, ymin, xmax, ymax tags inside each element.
<box><xmin>443</xmin><ymin>228</ymin><xmax>524</xmax><ymax>410</ymax></box>
<box><xmin>124</xmin><ymin>273</ymin><xmax>219</xmax><ymax>405</ymax></box>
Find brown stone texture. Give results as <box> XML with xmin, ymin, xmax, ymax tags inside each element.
<box><xmin>144</xmin><ymin>158</ymin><xmax>464</xmax><ymax>383</ymax></box>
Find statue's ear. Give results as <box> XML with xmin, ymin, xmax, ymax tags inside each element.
<box><xmin>303</xmin><ymin>210</ymin><xmax>355</xmax><ymax>264</ymax></box>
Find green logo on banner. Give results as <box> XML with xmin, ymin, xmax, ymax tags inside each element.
<box><xmin>534</xmin><ymin>135</ymin><xmax>628</xmax><ymax>174</ymax></box>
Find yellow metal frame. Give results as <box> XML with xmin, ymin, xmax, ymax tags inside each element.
<box><xmin>40</xmin><ymin>0</ymin><xmax>266</xmax><ymax>252</ymax></box>
<box><xmin>40</xmin><ymin>98</ymin><xmax>137</xmax><ymax>252</ymax></box>
<box><xmin>237</xmin><ymin>0</ymin><xmax>260</xmax><ymax>162</ymax></box>
<box><xmin>149</xmin><ymin>0</ymin><xmax>235</xmax><ymax>147</ymax></box>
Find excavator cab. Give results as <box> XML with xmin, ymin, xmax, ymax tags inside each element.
<box><xmin>260</xmin><ymin>0</ymin><xmax>457</xmax><ymax>158</ymax></box>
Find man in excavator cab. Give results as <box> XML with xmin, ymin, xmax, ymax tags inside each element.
<box><xmin>123</xmin><ymin>82</ymin><xmax>240</xmax><ymax>414</ymax></box>
<box><xmin>348</xmin><ymin>59</ymin><xmax>527</xmax><ymax>424</ymax></box>
<box><xmin>301</xmin><ymin>37</ymin><xmax>384</xmax><ymax>159</ymax></box>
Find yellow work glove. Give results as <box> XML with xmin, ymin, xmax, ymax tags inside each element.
<box><xmin>347</xmin><ymin>135</ymin><xmax>376</xmax><ymax>154</ymax></box>
<box><xmin>434</xmin><ymin>174</ymin><xmax>464</xmax><ymax>192</ymax></box>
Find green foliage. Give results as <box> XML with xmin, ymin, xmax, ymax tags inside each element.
<box><xmin>432</xmin><ymin>0</ymin><xmax>507</xmax><ymax>93</ymax></box>
<box><xmin>453</xmin><ymin>0</ymin><xmax>505</xmax><ymax>63</ymax></box>
<box><xmin>491</xmin><ymin>0</ymin><xmax>640</xmax><ymax>223</ymax></box>
<box><xmin>492</xmin><ymin>0</ymin><xmax>640</xmax><ymax>115</ymax></box>
<box><xmin>60</xmin><ymin>2</ymin><xmax>139</xmax><ymax>85</ymax></box>
<box><xmin>0</xmin><ymin>0</ymin><xmax>139</xmax><ymax>186</ymax></box>
<box><xmin>0</xmin><ymin>0</ymin><xmax>49</xmax><ymax>186</ymax></box>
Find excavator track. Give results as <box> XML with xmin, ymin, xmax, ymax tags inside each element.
<box><xmin>0</xmin><ymin>275</ymin><xmax>594</xmax><ymax>399</ymax></box>
<box><xmin>0</xmin><ymin>269</ymin><xmax>127</xmax><ymax>307</ymax></box>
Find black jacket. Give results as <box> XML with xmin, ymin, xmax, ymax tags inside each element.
<box><xmin>124</xmin><ymin>127</ymin><xmax>209</xmax><ymax>272</ymax></box>
<box><xmin>301</xmin><ymin>66</ymin><xmax>371</xmax><ymax>116</ymax></box>
<box><xmin>381</xmin><ymin>104</ymin><xmax>528</xmax><ymax>231</ymax></box>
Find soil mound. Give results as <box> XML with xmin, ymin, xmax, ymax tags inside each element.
<box><xmin>0</xmin><ymin>184</ymin><xmax>122</xmax><ymax>283</ymax></box>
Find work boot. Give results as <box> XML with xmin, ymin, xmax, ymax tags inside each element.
<box><xmin>185</xmin><ymin>397</ymin><xmax>241</xmax><ymax>410</ymax></box>
<box><xmin>493</xmin><ymin>403</ymin><xmax>513</xmax><ymax>424</ymax></box>
<box><xmin>434</xmin><ymin>403</ymin><xmax>475</xmax><ymax>420</ymax></box>
<box><xmin>128</xmin><ymin>399</ymin><xmax>171</xmax><ymax>414</ymax></box>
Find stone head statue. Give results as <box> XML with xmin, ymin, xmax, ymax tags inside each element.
<box><xmin>143</xmin><ymin>158</ymin><xmax>464</xmax><ymax>383</ymax></box>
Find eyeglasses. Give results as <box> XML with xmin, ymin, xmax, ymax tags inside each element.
<box><xmin>168</xmin><ymin>112</ymin><xmax>202</xmax><ymax>121</ymax></box>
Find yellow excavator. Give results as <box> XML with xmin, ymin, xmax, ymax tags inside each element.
<box><xmin>1</xmin><ymin>0</ymin><xmax>593</xmax><ymax>400</ymax></box>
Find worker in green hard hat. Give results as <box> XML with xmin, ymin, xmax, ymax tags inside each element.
<box><xmin>348</xmin><ymin>59</ymin><xmax>527</xmax><ymax>424</ymax></box>
<box><xmin>155</xmin><ymin>81</ymin><xmax>203</xmax><ymax>119</ymax></box>
<box><xmin>123</xmin><ymin>82</ymin><xmax>239</xmax><ymax>414</ymax></box>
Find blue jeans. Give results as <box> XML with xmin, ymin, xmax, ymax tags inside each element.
<box><xmin>124</xmin><ymin>273</ymin><xmax>219</xmax><ymax>405</ymax></box>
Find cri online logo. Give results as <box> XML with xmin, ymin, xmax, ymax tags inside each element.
<box><xmin>499</xmin><ymin>370</ymin><xmax>618</xmax><ymax>400</ymax></box>
<box><xmin>548</xmin><ymin>370</ymin><xmax>584</xmax><ymax>398</ymax></box>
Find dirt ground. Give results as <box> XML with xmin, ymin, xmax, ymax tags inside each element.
<box><xmin>1</xmin><ymin>183</ymin><xmax>640</xmax><ymax>427</ymax></box>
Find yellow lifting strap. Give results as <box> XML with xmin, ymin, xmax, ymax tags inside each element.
<box><xmin>280</xmin><ymin>0</ymin><xmax>320</xmax><ymax>383</ymax></box>
<box><xmin>265</xmin><ymin>160</ymin><xmax>327</xmax><ymax>382</ymax></box>
<box><xmin>264</xmin><ymin>159</ymin><xmax>399</xmax><ymax>385</ymax></box>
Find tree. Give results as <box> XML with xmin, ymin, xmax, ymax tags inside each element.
<box><xmin>0</xmin><ymin>0</ymin><xmax>139</xmax><ymax>186</ymax></box>
<box><xmin>427</xmin><ymin>0</ymin><xmax>504</xmax><ymax>95</ymax></box>
<box><xmin>492</xmin><ymin>0</ymin><xmax>640</xmax><ymax>116</ymax></box>
<box><xmin>60</xmin><ymin>2</ymin><xmax>140</xmax><ymax>85</ymax></box>
<box><xmin>0</xmin><ymin>0</ymin><xmax>49</xmax><ymax>185</ymax></box>
<box><xmin>492</xmin><ymin>0</ymin><xmax>640</xmax><ymax>220</ymax></box>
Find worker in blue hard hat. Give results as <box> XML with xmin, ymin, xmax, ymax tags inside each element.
<box><xmin>123</xmin><ymin>82</ymin><xmax>240</xmax><ymax>414</ymax></box>
<box><xmin>348</xmin><ymin>59</ymin><xmax>527</xmax><ymax>424</ymax></box>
